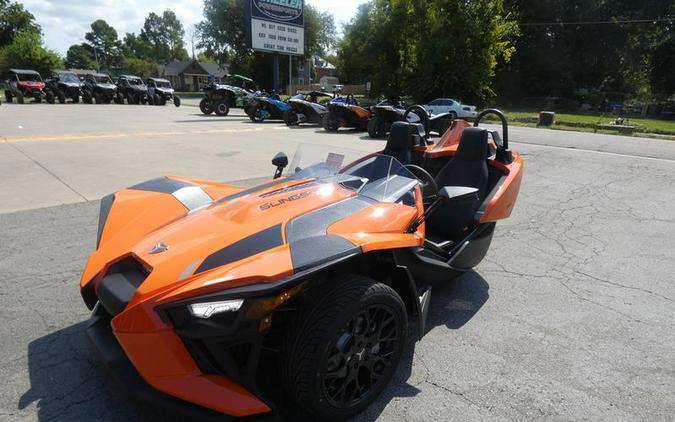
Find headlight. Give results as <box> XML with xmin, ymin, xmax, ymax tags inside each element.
<box><xmin>189</xmin><ymin>299</ymin><xmax>244</xmax><ymax>319</ymax></box>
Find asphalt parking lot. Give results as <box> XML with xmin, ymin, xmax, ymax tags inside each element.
<box><xmin>1</xmin><ymin>102</ymin><xmax>674</xmax><ymax>421</ymax></box>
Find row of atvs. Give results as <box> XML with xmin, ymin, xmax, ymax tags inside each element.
<box><xmin>242</xmin><ymin>92</ymin><xmax>456</xmax><ymax>139</ymax></box>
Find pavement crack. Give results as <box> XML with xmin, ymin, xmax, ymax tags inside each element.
<box><xmin>4</xmin><ymin>141</ymin><xmax>89</xmax><ymax>202</ymax></box>
<box><xmin>576</xmin><ymin>270</ymin><xmax>674</xmax><ymax>303</ymax></box>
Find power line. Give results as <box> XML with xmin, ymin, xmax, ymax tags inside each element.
<box><xmin>520</xmin><ymin>17</ymin><xmax>674</xmax><ymax>26</ymax></box>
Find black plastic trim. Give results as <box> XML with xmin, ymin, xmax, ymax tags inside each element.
<box><xmin>129</xmin><ymin>177</ymin><xmax>193</xmax><ymax>194</ymax></box>
<box><xmin>196</xmin><ymin>225</ymin><xmax>284</xmax><ymax>274</ymax></box>
<box><xmin>285</xmin><ymin>198</ymin><xmax>373</xmax><ymax>244</ymax></box>
<box><xmin>289</xmin><ymin>235</ymin><xmax>361</xmax><ymax>272</ymax></box>
<box><xmin>97</xmin><ymin>194</ymin><xmax>114</xmax><ymax>249</ymax></box>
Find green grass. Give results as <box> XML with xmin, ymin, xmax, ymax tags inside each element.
<box><xmin>486</xmin><ymin>110</ymin><xmax>675</xmax><ymax>138</ymax></box>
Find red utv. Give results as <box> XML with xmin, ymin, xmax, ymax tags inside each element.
<box><xmin>4</xmin><ymin>69</ymin><xmax>47</xmax><ymax>104</ymax></box>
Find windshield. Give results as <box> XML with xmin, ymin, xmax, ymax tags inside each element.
<box><xmin>95</xmin><ymin>76</ymin><xmax>113</xmax><ymax>84</ymax></box>
<box><xmin>59</xmin><ymin>73</ymin><xmax>80</xmax><ymax>83</ymax></box>
<box><xmin>286</xmin><ymin>144</ymin><xmax>420</xmax><ymax>204</ymax></box>
<box><xmin>17</xmin><ymin>73</ymin><xmax>41</xmax><ymax>82</ymax></box>
<box><xmin>128</xmin><ymin>78</ymin><xmax>143</xmax><ymax>85</ymax></box>
<box><xmin>155</xmin><ymin>80</ymin><xmax>171</xmax><ymax>88</ymax></box>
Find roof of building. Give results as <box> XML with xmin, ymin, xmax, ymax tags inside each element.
<box><xmin>162</xmin><ymin>60</ymin><xmax>228</xmax><ymax>78</ymax></box>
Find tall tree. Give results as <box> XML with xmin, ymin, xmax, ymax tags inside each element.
<box><xmin>337</xmin><ymin>0</ymin><xmax>519</xmax><ymax>102</ymax></box>
<box><xmin>0</xmin><ymin>30</ymin><xmax>62</xmax><ymax>76</ymax></box>
<box><xmin>65</xmin><ymin>43</ymin><xmax>96</xmax><ymax>70</ymax></box>
<box><xmin>85</xmin><ymin>19</ymin><xmax>123</xmax><ymax>70</ymax></box>
<box><xmin>304</xmin><ymin>5</ymin><xmax>337</xmax><ymax>57</ymax></box>
<box><xmin>497</xmin><ymin>0</ymin><xmax>675</xmax><ymax>103</ymax></box>
<box><xmin>0</xmin><ymin>1</ymin><xmax>41</xmax><ymax>46</ymax></box>
<box><xmin>139</xmin><ymin>10</ymin><xmax>189</xmax><ymax>63</ymax></box>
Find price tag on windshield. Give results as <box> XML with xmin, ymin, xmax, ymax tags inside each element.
<box><xmin>326</xmin><ymin>153</ymin><xmax>345</xmax><ymax>173</ymax></box>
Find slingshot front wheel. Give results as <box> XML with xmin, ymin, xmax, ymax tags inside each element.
<box><xmin>281</xmin><ymin>275</ymin><xmax>407</xmax><ymax>421</ymax></box>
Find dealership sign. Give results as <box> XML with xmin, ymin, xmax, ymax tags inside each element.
<box><xmin>247</xmin><ymin>0</ymin><xmax>305</xmax><ymax>55</ymax></box>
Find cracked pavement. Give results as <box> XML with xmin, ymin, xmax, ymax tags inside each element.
<box><xmin>1</xmin><ymin>104</ymin><xmax>674</xmax><ymax>421</ymax></box>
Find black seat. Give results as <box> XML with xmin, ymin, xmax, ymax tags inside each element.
<box><xmin>382</xmin><ymin>122</ymin><xmax>415</xmax><ymax>165</ymax></box>
<box><xmin>427</xmin><ymin>127</ymin><xmax>489</xmax><ymax>239</ymax></box>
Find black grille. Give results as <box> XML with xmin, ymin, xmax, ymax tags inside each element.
<box><xmin>96</xmin><ymin>256</ymin><xmax>149</xmax><ymax>316</ymax></box>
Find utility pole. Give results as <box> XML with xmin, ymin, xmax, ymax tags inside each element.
<box><xmin>273</xmin><ymin>52</ymin><xmax>280</xmax><ymax>92</ymax></box>
<box><xmin>93</xmin><ymin>47</ymin><xmax>100</xmax><ymax>73</ymax></box>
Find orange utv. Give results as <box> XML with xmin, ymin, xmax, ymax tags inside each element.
<box><xmin>81</xmin><ymin>109</ymin><xmax>523</xmax><ymax>421</ymax></box>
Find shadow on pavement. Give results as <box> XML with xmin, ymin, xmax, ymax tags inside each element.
<box><xmin>355</xmin><ymin>271</ymin><xmax>489</xmax><ymax>421</ymax></box>
<box><xmin>20</xmin><ymin>272</ymin><xmax>487</xmax><ymax>422</ymax></box>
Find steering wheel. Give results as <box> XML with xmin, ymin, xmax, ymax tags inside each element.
<box><xmin>404</xmin><ymin>164</ymin><xmax>437</xmax><ymax>199</ymax></box>
<box><xmin>403</xmin><ymin>105</ymin><xmax>430</xmax><ymax>138</ymax></box>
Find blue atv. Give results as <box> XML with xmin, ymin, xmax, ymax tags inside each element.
<box><xmin>245</xmin><ymin>94</ymin><xmax>292</xmax><ymax>122</ymax></box>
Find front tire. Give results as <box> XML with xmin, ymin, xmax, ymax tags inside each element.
<box><xmin>46</xmin><ymin>91</ymin><xmax>55</xmax><ymax>104</ymax></box>
<box><xmin>199</xmin><ymin>98</ymin><xmax>213</xmax><ymax>115</ymax></box>
<box><xmin>83</xmin><ymin>91</ymin><xmax>93</xmax><ymax>104</ymax></box>
<box><xmin>4</xmin><ymin>91</ymin><xmax>12</xmax><ymax>103</ymax></box>
<box><xmin>173</xmin><ymin>96</ymin><xmax>181</xmax><ymax>107</ymax></box>
<box><xmin>280</xmin><ymin>275</ymin><xmax>407</xmax><ymax>421</ymax></box>
<box><xmin>323</xmin><ymin>113</ymin><xmax>339</xmax><ymax>132</ymax></box>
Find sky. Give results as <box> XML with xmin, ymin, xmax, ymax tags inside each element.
<box><xmin>21</xmin><ymin>0</ymin><xmax>369</xmax><ymax>56</ymax></box>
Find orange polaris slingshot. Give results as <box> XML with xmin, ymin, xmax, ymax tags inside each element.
<box><xmin>81</xmin><ymin>109</ymin><xmax>523</xmax><ymax>420</ymax></box>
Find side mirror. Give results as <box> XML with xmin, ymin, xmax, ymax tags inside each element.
<box><xmin>272</xmin><ymin>152</ymin><xmax>288</xmax><ymax>179</ymax></box>
<box><xmin>438</xmin><ymin>186</ymin><xmax>479</xmax><ymax>202</ymax></box>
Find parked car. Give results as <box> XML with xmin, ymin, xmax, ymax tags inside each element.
<box><xmin>82</xmin><ymin>73</ymin><xmax>118</xmax><ymax>104</ymax></box>
<box><xmin>146</xmin><ymin>78</ymin><xmax>180</xmax><ymax>107</ymax></box>
<box><xmin>3</xmin><ymin>69</ymin><xmax>46</xmax><ymax>104</ymax></box>
<box><xmin>424</xmin><ymin>98</ymin><xmax>477</xmax><ymax>119</ymax></box>
<box><xmin>45</xmin><ymin>70</ymin><xmax>82</xmax><ymax>104</ymax></box>
<box><xmin>116</xmin><ymin>75</ymin><xmax>149</xmax><ymax>105</ymax></box>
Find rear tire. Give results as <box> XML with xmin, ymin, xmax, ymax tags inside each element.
<box><xmin>115</xmin><ymin>93</ymin><xmax>124</xmax><ymax>104</ymax></box>
<box><xmin>199</xmin><ymin>98</ymin><xmax>213</xmax><ymax>115</ymax></box>
<box><xmin>46</xmin><ymin>91</ymin><xmax>55</xmax><ymax>104</ymax></box>
<box><xmin>284</xmin><ymin>110</ymin><xmax>299</xmax><ymax>126</ymax></box>
<box><xmin>367</xmin><ymin>118</ymin><xmax>380</xmax><ymax>138</ymax></box>
<box><xmin>83</xmin><ymin>91</ymin><xmax>93</xmax><ymax>104</ymax></box>
<box><xmin>214</xmin><ymin>100</ymin><xmax>230</xmax><ymax>116</ymax></box>
<box><xmin>280</xmin><ymin>275</ymin><xmax>407</xmax><ymax>421</ymax></box>
<box><xmin>94</xmin><ymin>92</ymin><xmax>102</xmax><ymax>104</ymax></box>
<box><xmin>323</xmin><ymin>113</ymin><xmax>339</xmax><ymax>132</ymax></box>
<box><xmin>147</xmin><ymin>94</ymin><xmax>155</xmax><ymax>105</ymax></box>
<box><xmin>17</xmin><ymin>92</ymin><xmax>24</xmax><ymax>104</ymax></box>
<box><xmin>5</xmin><ymin>91</ymin><xmax>12</xmax><ymax>103</ymax></box>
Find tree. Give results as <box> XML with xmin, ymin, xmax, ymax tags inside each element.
<box><xmin>304</xmin><ymin>5</ymin><xmax>337</xmax><ymax>57</ymax></box>
<box><xmin>651</xmin><ymin>35</ymin><xmax>675</xmax><ymax>99</ymax></box>
<box><xmin>65</xmin><ymin>44</ymin><xmax>96</xmax><ymax>70</ymax></box>
<box><xmin>0</xmin><ymin>30</ymin><xmax>62</xmax><ymax>76</ymax></box>
<box><xmin>139</xmin><ymin>10</ymin><xmax>189</xmax><ymax>63</ymax></box>
<box><xmin>85</xmin><ymin>19</ymin><xmax>123</xmax><ymax>70</ymax></box>
<box><xmin>0</xmin><ymin>1</ymin><xmax>41</xmax><ymax>46</ymax></box>
<box><xmin>497</xmin><ymin>0</ymin><xmax>675</xmax><ymax>104</ymax></box>
<box><xmin>122</xmin><ymin>57</ymin><xmax>157</xmax><ymax>78</ymax></box>
<box><xmin>337</xmin><ymin>0</ymin><xmax>519</xmax><ymax>103</ymax></box>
